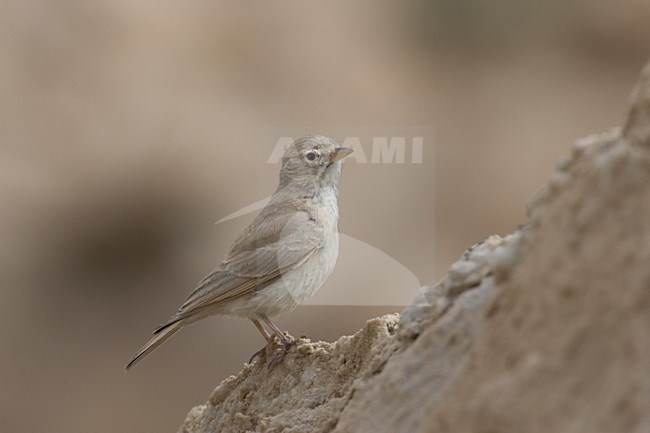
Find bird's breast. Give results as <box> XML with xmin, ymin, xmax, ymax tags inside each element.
<box><xmin>309</xmin><ymin>186</ymin><xmax>339</xmax><ymax>228</ymax></box>
<box><xmin>278</xmin><ymin>188</ymin><xmax>340</xmax><ymax>309</ymax></box>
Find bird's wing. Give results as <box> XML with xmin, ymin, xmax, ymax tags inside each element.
<box><xmin>158</xmin><ymin>208</ymin><xmax>325</xmax><ymax>328</ymax></box>
<box><xmin>223</xmin><ymin>206</ymin><xmax>324</xmax><ymax>277</ymax></box>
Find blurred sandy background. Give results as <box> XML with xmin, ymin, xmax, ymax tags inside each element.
<box><xmin>0</xmin><ymin>1</ymin><xmax>648</xmax><ymax>432</ymax></box>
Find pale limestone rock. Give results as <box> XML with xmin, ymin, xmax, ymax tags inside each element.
<box><xmin>178</xmin><ymin>314</ymin><xmax>399</xmax><ymax>433</ymax></box>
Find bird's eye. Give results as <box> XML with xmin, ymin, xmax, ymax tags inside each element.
<box><xmin>306</xmin><ymin>152</ymin><xmax>316</xmax><ymax>161</ymax></box>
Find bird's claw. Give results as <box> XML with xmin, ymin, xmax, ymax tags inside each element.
<box><xmin>249</xmin><ymin>335</ymin><xmax>296</xmax><ymax>367</ymax></box>
<box><xmin>267</xmin><ymin>338</ymin><xmax>296</xmax><ymax>370</ymax></box>
<box><xmin>248</xmin><ymin>346</ymin><xmax>267</xmax><ymax>364</ymax></box>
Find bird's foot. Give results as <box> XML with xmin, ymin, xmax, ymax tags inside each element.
<box><xmin>248</xmin><ymin>345</ymin><xmax>268</xmax><ymax>365</ymax></box>
<box><xmin>267</xmin><ymin>337</ymin><xmax>296</xmax><ymax>370</ymax></box>
<box><xmin>249</xmin><ymin>334</ymin><xmax>295</xmax><ymax>366</ymax></box>
<box><xmin>248</xmin><ymin>335</ymin><xmax>277</xmax><ymax>365</ymax></box>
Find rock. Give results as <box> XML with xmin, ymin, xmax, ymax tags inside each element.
<box><xmin>179</xmin><ymin>60</ymin><xmax>650</xmax><ymax>433</ymax></box>
<box><xmin>178</xmin><ymin>314</ymin><xmax>400</xmax><ymax>433</ymax></box>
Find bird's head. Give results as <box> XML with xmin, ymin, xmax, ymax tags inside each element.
<box><xmin>278</xmin><ymin>135</ymin><xmax>353</xmax><ymax>192</ymax></box>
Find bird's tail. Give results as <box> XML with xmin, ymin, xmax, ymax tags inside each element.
<box><xmin>125</xmin><ymin>320</ymin><xmax>184</xmax><ymax>370</ymax></box>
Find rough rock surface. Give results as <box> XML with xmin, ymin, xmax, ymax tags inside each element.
<box><xmin>179</xmin><ymin>61</ymin><xmax>650</xmax><ymax>433</ymax></box>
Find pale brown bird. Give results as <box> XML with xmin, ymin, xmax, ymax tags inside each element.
<box><xmin>126</xmin><ymin>136</ymin><xmax>352</xmax><ymax>369</ymax></box>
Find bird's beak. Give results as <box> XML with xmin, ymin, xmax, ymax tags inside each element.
<box><xmin>329</xmin><ymin>147</ymin><xmax>354</xmax><ymax>164</ymax></box>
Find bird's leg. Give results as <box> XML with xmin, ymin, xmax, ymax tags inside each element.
<box><xmin>260</xmin><ymin>315</ymin><xmax>296</xmax><ymax>369</ymax></box>
<box><xmin>248</xmin><ymin>319</ymin><xmax>272</xmax><ymax>364</ymax></box>
<box><xmin>260</xmin><ymin>315</ymin><xmax>295</xmax><ymax>345</ymax></box>
<box><xmin>252</xmin><ymin>319</ymin><xmax>271</xmax><ymax>340</ymax></box>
